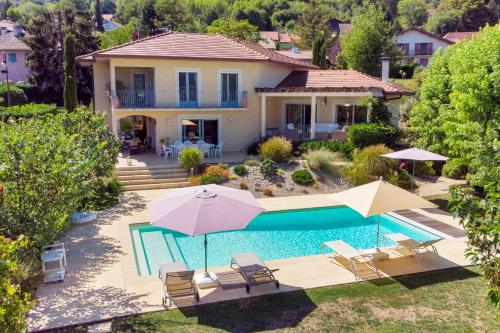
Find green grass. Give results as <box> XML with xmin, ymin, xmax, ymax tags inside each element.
<box><xmin>391</xmin><ymin>78</ymin><xmax>420</xmax><ymax>92</ymax></box>
<box><xmin>110</xmin><ymin>267</ymin><xmax>499</xmax><ymax>332</ymax></box>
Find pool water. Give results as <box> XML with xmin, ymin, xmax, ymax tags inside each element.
<box><xmin>130</xmin><ymin>206</ymin><xmax>439</xmax><ymax>276</ymax></box>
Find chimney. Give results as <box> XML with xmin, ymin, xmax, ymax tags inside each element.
<box><xmin>131</xmin><ymin>31</ymin><xmax>140</xmax><ymax>41</ymax></box>
<box><xmin>381</xmin><ymin>57</ymin><xmax>390</xmax><ymax>83</ymax></box>
<box><xmin>13</xmin><ymin>25</ymin><xmax>22</xmax><ymax>38</ymax></box>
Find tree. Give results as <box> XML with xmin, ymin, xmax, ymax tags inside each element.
<box><xmin>397</xmin><ymin>0</ymin><xmax>428</xmax><ymax>29</ymax></box>
<box><xmin>409</xmin><ymin>26</ymin><xmax>499</xmax><ymax>307</ymax></box>
<box><xmin>296</xmin><ymin>0</ymin><xmax>331</xmax><ymax>48</ymax></box>
<box><xmin>425</xmin><ymin>10</ymin><xmax>461</xmax><ymax>35</ymax></box>
<box><xmin>63</xmin><ymin>34</ymin><xmax>78</xmax><ymax>112</ymax></box>
<box><xmin>101</xmin><ymin>0</ymin><xmax>116</xmax><ymax>14</ymax></box>
<box><xmin>312</xmin><ymin>30</ymin><xmax>327</xmax><ymax>69</ymax></box>
<box><xmin>434</xmin><ymin>0</ymin><xmax>499</xmax><ymax>32</ymax></box>
<box><xmin>155</xmin><ymin>0</ymin><xmax>193</xmax><ymax>32</ymax></box>
<box><xmin>94</xmin><ymin>0</ymin><xmax>105</xmax><ymax>32</ymax></box>
<box><xmin>115</xmin><ymin>0</ymin><xmax>142</xmax><ymax>24</ymax></box>
<box><xmin>337</xmin><ymin>6</ymin><xmax>400</xmax><ymax>77</ymax></box>
<box><xmin>98</xmin><ymin>22</ymin><xmax>136</xmax><ymax>49</ymax></box>
<box><xmin>140</xmin><ymin>0</ymin><xmax>157</xmax><ymax>36</ymax></box>
<box><xmin>207</xmin><ymin>18</ymin><xmax>260</xmax><ymax>43</ymax></box>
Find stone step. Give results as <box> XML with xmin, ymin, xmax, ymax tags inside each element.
<box><xmin>117</xmin><ymin>172</ymin><xmax>188</xmax><ymax>181</ymax></box>
<box><xmin>117</xmin><ymin>168</ymin><xmax>187</xmax><ymax>176</ymax></box>
<box><xmin>121</xmin><ymin>182</ymin><xmax>191</xmax><ymax>191</ymax></box>
<box><xmin>120</xmin><ymin>177</ymin><xmax>189</xmax><ymax>186</ymax></box>
<box><xmin>116</xmin><ymin>164</ymin><xmax>182</xmax><ymax>172</ymax></box>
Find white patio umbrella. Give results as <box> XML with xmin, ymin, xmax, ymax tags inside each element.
<box><xmin>382</xmin><ymin>148</ymin><xmax>448</xmax><ymax>189</ymax></box>
<box><xmin>148</xmin><ymin>184</ymin><xmax>264</xmax><ymax>279</ymax></box>
<box><xmin>329</xmin><ymin>178</ymin><xmax>436</xmax><ymax>250</ymax></box>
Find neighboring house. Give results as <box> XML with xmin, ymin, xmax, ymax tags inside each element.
<box><xmin>396</xmin><ymin>27</ymin><xmax>453</xmax><ymax>67</ymax></box>
<box><xmin>78</xmin><ymin>32</ymin><xmax>410</xmax><ymax>153</ymax></box>
<box><xmin>0</xmin><ymin>31</ymin><xmax>31</xmax><ymax>82</ymax></box>
<box><xmin>102</xmin><ymin>14</ymin><xmax>122</xmax><ymax>31</ymax></box>
<box><xmin>443</xmin><ymin>31</ymin><xmax>479</xmax><ymax>43</ymax></box>
<box><xmin>275</xmin><ymin>48</ymin><xmax>313</xmax><ymax>63</ymax></box>
<box><xmin>0</xmin><ymin>19</ymin><xmax>25</xmax><ymax>37</ymax></box>
<box><xmin>327</xmin><ymin>23</ymin><xmax>353</xmax><ymax>67</ymax></box>
<box><xmin>259</xmin><ymin>31</ymin><xmax>300</xmax><ymax>50</ymax></box>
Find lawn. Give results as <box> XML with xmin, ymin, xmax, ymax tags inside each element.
<box><xmin>110</xmin><ymin>266</ymin><xmax>499</xmax><ymax>332</ymax></box>
<box><xmin>391</xmin><ymin>78</ymin><xmax>420</xmax><ymax>92</ymax></box>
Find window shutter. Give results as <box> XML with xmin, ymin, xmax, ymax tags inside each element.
<box><xmin>427</xmin><ymin>42</ymin><xmax>433</xmax><ymax>55</ymax></box>
<box><xmin>405</xmin><ymin>44</ymin><xmax>409</xmax><ymax>55</ymax></box>
<box><xmin>414</xmin><ymin>43</ymin><xmax>420</xmax><ymax>56</ymax></box>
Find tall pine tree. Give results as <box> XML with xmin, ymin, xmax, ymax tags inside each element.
<box><xmin>141</xmin><ymin>0</ymin><xmax>157</xmax><ymax>36</ymax></box>
<box><xmin>94</xmin><ymin>0</ymin><xmax>104</xmax><ymax>32</ymax></box>
<box><xmin>63</xmin><ymin>33</ymin><xmax>78</xmax><ymax>112</ymax></box>
<box><xmin>312</xmin><ymin>31</ymin><xmax>328</xmax><ymax>69</ymax></box>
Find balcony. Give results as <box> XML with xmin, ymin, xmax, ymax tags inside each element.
<box><xmin>113</xmin><ymin>90</ymin><xmax>248</xmax><ymax>109</ymax></box>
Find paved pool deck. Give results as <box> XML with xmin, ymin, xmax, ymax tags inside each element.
<box><xmin>27</xmin><ymin>190</ymin><xmax>470</xmax><ymax>332</ymax></box>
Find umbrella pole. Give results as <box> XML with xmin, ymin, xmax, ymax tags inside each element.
<box><xmin>411</xmin><ymin>160</ymin><xmax>416</xmax><ymax>191</ymax></box>
<box><xmin>204</xmin><ymin>234</ymin><xmax>208</xmax><ymax>274</ymax></box>
<box><xmin>376</xmin><ymin>213</ymin><xmax>381</xmax><ymax>251</ymax></box>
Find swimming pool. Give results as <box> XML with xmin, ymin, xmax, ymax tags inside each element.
<box><xmin>130</xmin><ymin>206</ymin><xmax>440</xmax><ymax>276</ymax></box>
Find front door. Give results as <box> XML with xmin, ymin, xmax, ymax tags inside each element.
<box><xmin>182</xmin><ymin>119</ymin><xmax>219</xmax><ymax>144</ymax></box>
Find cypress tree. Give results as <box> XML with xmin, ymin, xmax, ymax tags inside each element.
<box><xmin>63</xmin><ymin>34</ymin><xmax>78</xmax><ymax>112</ymax></box>
<box><xmin>312</xmin><ymin>31</ymin><xmax>328</xmax><ymax>69</ymax></box>
<box><xmin>95</xmin><ymin>0</ymin><xmax>105</xmax><ymax>32</ymax></box>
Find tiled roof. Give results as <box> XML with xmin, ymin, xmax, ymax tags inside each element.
<box><xmin>443</xmin><ymin>31</ymin><xmax>478</xmax><ymax>43</ymax></box>
<box><xmin>275</xmin><ymin>50</ymin><xmax>312</xmax><ymax>61</ymax></box>
<box><xmin>338</xmin><ymin>23</ymin><xmax>353</xmax><ymax>34</ymax></box>
<box><xmin>256</xmin><ymin>70</ymin><xmax>413</xmax><ymax>95</ymax></box>
<box><xmin>259</xmin><ymin>31</ymin><xmax>300</xmax><ymax>43</ymax></box>
<box><xmin>0</xmin><ymin>32</ymin><xmax>30</xmax><ymax>51</ymax></box>
<box><xmin>398</xmin><ymin>27</ymin><xmax>453</xmax><ymax>44</ymax></box>
<box><xmin>78</xmin><ymin>32</ymin><xmax>316</xmax><ymax>69</ymax></box>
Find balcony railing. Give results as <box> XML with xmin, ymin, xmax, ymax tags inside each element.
<box><xmin>113</xmin><ymin>90</ymin><xmax>248</xmax><ymax>109</ymax></box>
<box><xmin>265</xmin><ymin>123</ymin><xmax>311</xmax><ymax>141</ymax></box>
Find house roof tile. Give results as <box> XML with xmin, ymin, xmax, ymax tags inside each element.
<box><xmin>78</xmin><ymin>32</ymin><xmax>316</xmax><ymax>69</ymax></box>
<box><xmin>0</xmin><ymin>32</ymin><xmax>30</xmax><ymax>51</ymax></box>
<box><xmin>398</xmin><ymin>27</ymin><xmax>453</xmax><ymax>44</ymax></box>
<box><xmin>443</xmin><ymin>31</ymin><xmax>478</xmax><ymax>43</ymax></box>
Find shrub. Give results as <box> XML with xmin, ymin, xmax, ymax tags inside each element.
<box><xmin>246</xmin><ymin>140</ymin><xmax>263</xmax><ymax>155</ymax></box>
<box><xmin>259</xmin><ymin>159</ymin><xmax>277</xmax><ymax>177</ymax></box>
<box><xmin>188</xmin><ymin>176</ymin><xmax>201</xmax><ymax>186</ymax></box>
<box><xmin>178</xmin><ymin>147</ymin><xmax>203</xmax><ymax>171</ymax></box>
<box><xmin>239</xmin><ymin>181</ymin><xmax>248</xmax><ymax>190</ymax></box>
<box><xmin>0</xmin><ymin>83</ymin><xmax>28</xmax><ymax>106</ymax></box>
<box><xmin>347</xmin><ymin>123</ymin><xmax>399</xmax><ymax>149</ymax></box>
<box><xmin>442</xmin><ymin>159</ymin><xmax>468</xmax><ymax>180</ymax></box>
<box><xmin>260</xmin><ymin>136</ymin><xmax>292</xmax><ymax>162</ymax></box>
<box><xmin>233</xmin><ymin>165</ymin><xmax>247</xmax><ymax>176</ymax></box>
<box><xmin>229</xmin><ymin>175</ymin><xmax>238</xmax><ymax>180</ymax></box>
<box><xmin>304</xmin><ymin>148</ymin><xmax>337</xmax><ymax>170</ymax></box>
<box><xmin>217</xmin><ymin>163</ymin><xmax>229</xmax><ymax>170</ymax></box>
<box><xmin>0</xmin><ymin>104</ymin><xmax>59</xmax><ymax>121</ymax></box>
<box><xmin>412</xmin><ymin>161</ymin><xmax>436</xmax><ymax>177</ymax></box>
<box><xmin>200</xmin><ymin>173</ymin><xmax>225</xmax><ymax>185</ymax></box>
<box><xmin>244</xmin><ymin>157</ymin><xmax>260</xmax><ymax>166</ymax></box>
<box><xmin>204</xmin><ymin>165</ymin><xmax>229</xmax><ymax>180</ymax></box>
<box><xmin>299</xmin><ymin>140</ymin><xmax>354</xmax><ymax>159</ymax></box>
<box><xmin>291</xmin><ymin>169</ymin><xmax>315</xmax><ymax>186</ymax></box>
<box><xmin>262</xmin><ymin>187</ymin><xmax>274</xmax><ymax>196</ymax></box>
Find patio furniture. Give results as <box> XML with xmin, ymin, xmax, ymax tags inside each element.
<box><xmin>183</xmin><ymin>140</ymin><xmax>193</xmax><ymax>146</ymax></box>
<box><xmin>159</xmin><ymin>262</ymin><xmax>199</xmax><ymax>307</ymax></box>
<box><xmin>230</xmin><ymin>252</ymin><xmax>279</xmax><ymax>293</ymax></box>
<box><xmin>213</xmin><ymin>141</ymin><xmax>224</xmax><ymax>158</ymax></box>
<box><xmin>322</xmin><ymin>240</ymin><xmax>380</xmax><ymax>280</ymax></box>
<box><xmin>161</xmin><ymin>144</ymin><xmax>174</xmax><ymax>159</ymax></box>
<box><xmin>384</xmin><ymin>233</ymin><xmax>441</xmax><ymax>264</ymax></box>
<box><xmin>41</xmin><ymin>243</ymin><xmax>67</xmax><ymax>283</ymax></box>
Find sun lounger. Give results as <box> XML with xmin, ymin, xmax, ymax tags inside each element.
<box><xmin>384</xmin><ymin>233</ymin><xmax>440</xmax><ymax>264</ymax></box>
<box><xmin>322</xmin><ymin>240</ymin><xmax>380</xmax><ymax>280</ymax></box>
<box><xmin>231</xmin><ymin>252</ymin><xmax>279</xmax><ymax>293</ymax></box>
<box><xmin>159</xmin><ymin>262</ymin><xmax>199</xmax><ymax>306</ymax></box>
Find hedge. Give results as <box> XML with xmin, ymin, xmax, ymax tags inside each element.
<box><xmin>299</xmin><ymin>140</ymin><xmax>354</xmax><ymax>159</ymax></box>
<box><xmin>0</xmin><ymin>83</ymin><xmax>28</xmax><ymax>106</ymax></box>
<box><xmin>347</xmin><ymin>123</ymin><xmax>400</xmax><ymax>149</ymax></box>
<box><xmin>0</xmin><ymin>104</ymin><xmax>60</xmax><ymax>121</ymax></box>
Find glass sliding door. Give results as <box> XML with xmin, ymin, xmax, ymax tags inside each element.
<box><xmin>221</xmin><ymin>72</ymin><xmax>239</xmax><ymax>107</ymax></box>
<box><xmin>182</xmin><ymin>119</ymin><xmax>219</xmax><ymax>144</ymax></box>
<box><xmin>178</xmin><ymin>72</ymin><xmax>198</xmax><ymax>107</ymax></box>
<box><xmin>336</xmin><ymin>105</ymin><xmax>368</xmax><ymax>126</ymax></box>
<box><xmin>285</xmin><ymin>104</ymin><xmax>312</xmax><ymax>126</ymax></box>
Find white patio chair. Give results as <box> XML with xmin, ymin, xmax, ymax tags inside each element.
<box><xmin>161</xmin><ymin>144</ymin><xmax>173</xmax><ymax>159</ymax></box>
<box><xmin>183</xmin><ymin>140</ymin><xmax>193</xmax><ymax>146</ymax></box>
<box><xmin>213</xmin><ymin>141</ymin><xmax>224</xmax><ymax>158</ymax></box>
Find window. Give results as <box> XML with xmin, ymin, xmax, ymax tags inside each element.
<box><xmin>285</xmin><ymin>104</ymin><xmax>312</xmax><ymax>127</ymax></box>
<box><xmin>336</xmin><ymin>105</ymin><xmax>368</xmax><ymax>126</ymax></box>
<box><xmin>396</xmin><ymin>43</ymin><xmax>409</xmax><ymax>55</ymax></box>
<box><xmin>8</xmin><ymin>53</ymin><xmax>16</xmax><ymax>63</ymax></box>
<box><xmin>220</xmin><ymin>72</ymin><xmax>239</xmax><ymax>107</ymax></box>
<box><xmin>178</xmin><ymin>71</ymin><xmax>198</xmax><ymax>107</ymax></box>
<box><xmin>181</xmin><ymin>119</ymin><xmax>219</xmax><ymax>144</ymax></box>
<box><xmin>415</xmin><ymin>42</ymin><xmax>433</xmax><ymax>55</ymax></box>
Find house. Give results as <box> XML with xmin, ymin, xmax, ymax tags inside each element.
<box><xmin>0</xmin><ymin>31</ymin><xmax>31</xmax><ymax>82</ymax></box>
<box><xmin>78</xmin><ymin>32</ymin><xmax>410</xmax><ymax>154</ymax></box>
<box><xmin>275</xmin><ymin>48</ymin><xmax>313</xmax><ymax>63</ymax></box>
<box><xmin>259</xmin><ymin>31</ymin><xmax>300</xmax><ymax>50</ymax></box>
<box><xmin>443</xmin><ymin>31</ymin><xmax>479</xmax><ymax>43</ymax></box>
<box><xmin>102</xmin><ymin>14</ymin><xmax>122</xmax><ymax>31</ymax></box>
<box><xmin>396</xmin><ymin>27</ymin><xmax>453</xmax><ymax>67</ymax></box>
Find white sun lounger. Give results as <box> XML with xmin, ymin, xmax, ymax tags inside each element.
<box><xmin>159</xmin><ymin>262</ymin><xmax>199</xmax><ymax>307</ymax></box>
<box><xmin>384</xmin><ymin>233</ymin><xmax>441</xmax><ymax>264</ymax></box>
<box><xmin>322</xmin><ymin>240</ymin><xmax>381</xmax><ymax>280</ymax></box>
<box><xmin>231</xmin><ymin>252</ymin><xmax>280</xmax><ymax>293</ymax></box>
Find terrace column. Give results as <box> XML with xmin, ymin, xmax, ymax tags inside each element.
<box><xmin>310</xmin><ymin>95</ymin><xmax>316</xmax><ymax>140</ymax></box>
<box><xmin>260</xmin><ymin>94</ymin><xmax>267</xmax><ymax>138</ymax></box>
<box><xmin>109</xmin><ymin>63</ymin><xmax>118</xmax><ymax>136</ymax></box>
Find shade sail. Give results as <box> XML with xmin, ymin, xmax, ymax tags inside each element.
<box><xmin>382</xmin><ymin>148</ymin><xmax>448</xmax><ymax>161</ymax></box>
<box><xmin>329</xmin><ymin>178</ymin><xmax>436</xmax><ymax>218</ymax></box>
<box><xmin>148</xmin><ymin>184</ymin><xmax>264</xmax><ymax>236</ymax></box>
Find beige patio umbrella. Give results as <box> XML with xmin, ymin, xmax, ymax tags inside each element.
<box><xmin>329</xmin><ymin>178</ymin><xmax>436</xmax><ymax>249</ymax></box>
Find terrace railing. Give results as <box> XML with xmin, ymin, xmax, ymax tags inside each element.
<box><xmin>265</xmin><ymin>123</ymin><xmax>311</xmax><ymax>141</ymax></box>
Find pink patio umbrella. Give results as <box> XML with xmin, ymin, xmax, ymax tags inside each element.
<box><xmin>382</xmin><ymin>148</ymin><xmax>448</xmax><ymax>189</ymax></box>
<box><xmin>148</xmin><ymin>184</ymin><xmax>265</xmax><ymax>277</ymax></box>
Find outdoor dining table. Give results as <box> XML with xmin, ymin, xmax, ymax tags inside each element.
<box><xmin>171</xmin><ymin>143</ymin><xmax>215</xmax><ymax>157</ymax></box>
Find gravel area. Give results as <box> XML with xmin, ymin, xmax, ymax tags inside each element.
<box><xmin>224</xmin><ymin>161</ymin><xmax>350</xmax><ymax>198</ymax></box>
